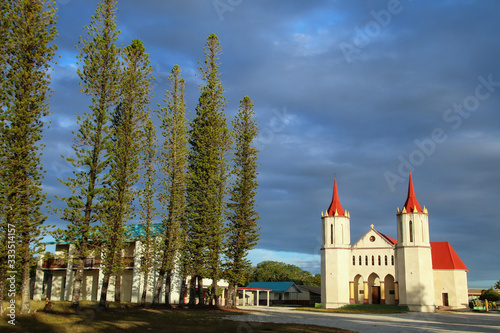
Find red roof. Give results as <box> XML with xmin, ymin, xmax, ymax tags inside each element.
<box><xmin>327</xmin><ymin>178</ymin><xmax>344</xmax><ymax>216</ymax></box>
<box><xmin>403</xmin><ymin>172</ymin><xmax>423</xmax><ymax>213</ymax></box>
<box><xmin>379</xmin><ymin>233</ymin><xmax>398</xmax><ymax>245</ymax></box>
<box><xmin>430</xmin><ymin>242</ymin><xmax>468</xmax><ymax>271</ymax></box>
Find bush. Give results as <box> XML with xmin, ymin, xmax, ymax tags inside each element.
<box><xmin>479</xmin><ymin>288</ymin><xmax>500</xmax><ymax>302</ymax></box>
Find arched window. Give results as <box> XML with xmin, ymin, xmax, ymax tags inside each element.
<box><xmin>391</xmin><ymin>255</ymin><xmax>395</xmax><ymax>265</ymax></box>
<box><xmin>365</xmin><ymin>256</ymin><xmax>368</xmax><ymax>266</ymax></box>
<box><xmin>330</xmin><ymin>224</ymin><xmax>333</xmax><ymax>244</ymax></box>
<box><xmin>378</xmin><ymin>255</ymin><xmax>381</xmax><ymax>266</ymax></box>
<box><xmin>409</xmin><ymin>220</ymin><xmax>413</xmax><ymax>242</ymax></box>
<box><xmin>371</xmin><ymin>256</ymin><xmax>375</xmax><ymax>266</ymax></box>
<box><xmin>359</xmin><ymin>256</ymin><xmax>362</xmax><ymax>265</ymax></box>
<box><xmin>353</xmin><ymin>256</ymin><xmax>356</xmax><ymax>265</ymax></box>
<box><xmin>385</xmin><ymin>255</ymin><xmax>388</xmax><ymax>265</ymax></box>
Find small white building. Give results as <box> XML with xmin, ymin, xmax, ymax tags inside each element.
<box><xmin>33</xmin><ymin>225</ymin><xmax>228</xmax><ymax>305</ymax></box>
<box><xmin>321</xmin><ymin>174</ymin><xmax>469</xmax><ymax>312</ymax></box>
<box><xmin>243</xmin><ymin>281</ymin><xmax>302</xmax><ymax>305</ymax></box>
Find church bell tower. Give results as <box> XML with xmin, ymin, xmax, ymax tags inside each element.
<box><xmin>321</xmin><ymin>178</ymin><xmax>351</xmax><ymax>308</ymax></box>
<box><xmin>395</xmin><ymin>173</ymin><xmax>435</xmax><ymax>312</ymax></box>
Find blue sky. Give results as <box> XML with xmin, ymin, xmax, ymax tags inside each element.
<box><xmin>43</xmin><ymin>0</ymin><xmax>500</xmax><ymax>288</ymax></box>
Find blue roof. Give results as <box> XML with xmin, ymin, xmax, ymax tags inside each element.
<box><xmin>125</xmin><ymin>223</ymin><xmax>163</xmax><ymax>240</ymax></box>
<box><xmin>245</xmin><ymin>281</ymin><xmax>301</xmax><ymax>293</ymax></box>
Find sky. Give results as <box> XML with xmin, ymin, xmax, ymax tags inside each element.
<box><xmin>42</xmin><ymin>0</ymin><xmax>500</xmax><ymax>288</ymax></box>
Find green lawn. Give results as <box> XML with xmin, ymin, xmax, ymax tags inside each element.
<box><xmin>1</xmin><ymin>301</ymin><xmax>354</xmax><ymax>333</ymax></box>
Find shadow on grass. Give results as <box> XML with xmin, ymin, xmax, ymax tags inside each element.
<box><xmin>1</xmin><ymin>301</ymin><xmax>353</xmax><ymax>333</ymax></box>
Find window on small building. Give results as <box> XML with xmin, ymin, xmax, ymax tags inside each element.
<box><xmin>359</xmin><ymin>256</ymin><xmax>362</xmax><ymax>265</ymax></box>
<box><xmin>385</xmin><ymin>255</ymin><xmax>388</xmax><ymax>265</ymax></box>
<box><xmin>391</xmin><ymin>255</ymin><xmax>394</xmax><ymax>265</ymax></box>
<box><xmin>371</xmin><ymin>256</ymin><xmax>374</xmax><ymax>266</ymax></box>
<box><xmin>378</xmin><ymin>255</ymin><xmax>381</xmax><ymax>266</ymax></box>
<box><xmin>353</xmin><ymin>256</ymin><xmax>356</xmax><ymax>265</ymax></box>
<box><xmin>365</xmin><ymin>256</ymin><xmax>368</xmax><ymax>265</ymax></box>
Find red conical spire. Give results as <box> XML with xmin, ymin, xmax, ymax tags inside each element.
<box><xmin>327</xmin><ymin>178</ymin><xmax>345</xmax><ymax>216</ymax></box>
<box><xmin>403</xmin><ymin>172</ymin><xmax>423</xmax><ymax>213</ymax></box>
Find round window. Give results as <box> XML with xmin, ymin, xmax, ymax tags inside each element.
<box><xmin>370</xmin><ymin>236</ymin><xmax>375</xmax><ymax>242</ymax></box>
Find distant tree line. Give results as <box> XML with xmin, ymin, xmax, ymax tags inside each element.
<box><xmin>246</xmin><ymin>261</ymin><xmax>321</xmax><ymax>287</ymax></box>
<box><xmin>0</xmin><ymin>0</ymin><xmax>260</xmax><ymax>313</ymax></box>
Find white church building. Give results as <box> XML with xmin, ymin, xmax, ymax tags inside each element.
<box><xmin>320</xmin><ymin>173</ymin><xmax>469</xmax><ymax>312</ymax></box>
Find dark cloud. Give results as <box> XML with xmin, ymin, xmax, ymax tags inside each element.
<box><xmin>43</xmin><ymin>0</ymin><xmax>500</xmax><ymax>287</ymax></box>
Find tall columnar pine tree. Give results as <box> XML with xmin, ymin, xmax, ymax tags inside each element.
<box><xmin>225</xmin><ymin>96</ymin><xmax>260</xmax><ymax>308</ymax></box>
<box><xmin>56</xmin><ymin>0</ymin><xmax>121</xmax><ymax>309</ymax></box>
<box><xmin>138</xmin><ymin>115</ymin><xmax>159</xmax><ymax>307</ymax></box>
<box><xmin>186</xmin><ymin>33</ymin><xmax>231</xmax><ymax>307</ymax></box>
<box><xmin>0</xmin><ymin>1</ymin><xmax>10</xmax><ymax>314</ymax></box>
<box><xmin>99</xmin><ymin>39</ymin><xmax>153</xmax><ymax>306</ymax></box>
<box><xmin>0</xmin><ymin>0</ymin><xmax>57</xmax><ymax>314</ymax></box>
<box><xmin>153</xmin><ymin>64</ymin><xmax>189</xmax><ymax>306</ymax></box>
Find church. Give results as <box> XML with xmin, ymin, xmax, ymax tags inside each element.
<box><xmin>320</xmin><ymin>173</ymin><xmax>469</xmax><ymax>312</ymax></box>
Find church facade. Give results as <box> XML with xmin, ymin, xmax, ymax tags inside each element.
<box><xmin>320</xmin><ymin>174</ymin><xmax>468</xmax><ymax>312</ymax></box>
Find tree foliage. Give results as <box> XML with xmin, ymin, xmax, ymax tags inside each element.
<box><xmin>186</xmin><ymin>33</ymin><xmax>231</xmax><ymax>306</ymax></box>
<box><xmin>99</xmin><ymin>38</ymin><xmax>153</xmax><ymax>305</ymax></box>
<box><xmin>225</xmin><ymin>96</ymin><xmax>260</xmax><ymax>307</ymax></box>
<box><xmin>0</xmin><ymin>0</ymin><xmax>57</xmax><ymax>314</ymax></box>
<box><xmin>138</xmin><ymin>114</ymin><xmax>160</xmax><ymax>307</ymax></box>
<box><xmin>494</xmin><ymin>279</ymin><xmax>500</xmax><ymax>290</ymax></box>
<box><xmin>153</xmin><ymin>64</ymin><xmax>189</xmax><ymax>305</ymax></box>
<box><xmin>479</xmin><ymin>288</ymin><xmax>500</xmax><ymax>302</ymax></box>
<box><xmin>56</xmin><ymin>0</ymin><xmax>121</xmax><ymax>309</ymax></box>
<box><xmin>251</xmin><ymin>261</ymin><xmax>320</xmax><ymax>286</ymax></box>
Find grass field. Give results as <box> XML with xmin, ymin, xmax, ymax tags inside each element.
<box><xmin>1</xmin><ymin>300</ymin><xmax>354</xmax><ymax>333</ymax></box>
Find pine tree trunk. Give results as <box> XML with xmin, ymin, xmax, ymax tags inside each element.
<box><xmin>115</xmin><ymin>273</ymin><xmax>121</xmax><ymax>303</ymax></box>
<box><xmin>178</xmin><ymin>275</ymin><xmax>186</xmax><ymax>306</ymax></box>
<box><xmin>100</xmin><ymin>272</ymin><xmax>111</xmax><ymax>307</ymax></box>
<box><xmin>71</xmin><ymin>257</ymin><xmax>84</xmax><ymax>309</ymax></box>
<box><xmin>211</xmin><ymin>278</ymin><xmax>219</xmax><ymax>307</ymax></box>
<box><xmin>0</xmin><ymin>267</ymin><xmax>4</xmax><ymax>315</ymax></box>
<box><xmin>20</xmin><ymin>242</ymin><xmax>31</xmax><ymax>314</ymax></box>
<box><xmin>197</xmin><ymin>275</ymin><xmax>204</xmax><ymax>307</ymax></box>
<box><xmin>164</xmin><ymin>270</ymin><xmax>172</xmax><ymax>306</ymax></box>
<box><xmin>227</xmin><ymin>282</ymin><xmax>236</xmax><ymax>308</ymax></box>
<box><xmin>188</xmin><ymin>274</ymin><xmax>196</xmax><ymax>306</ymax></box>
<box><xmin>141</xmin><ymin>270</ymin><xmax>149</xmax><ymax>307</ymax></box>
<box><xmin>152</xmin><ymin>268</ymin><xmax>165</xmax><ymax>305</ymax></box>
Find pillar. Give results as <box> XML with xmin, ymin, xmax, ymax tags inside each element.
<box><xmin>266</xmin><ymin>290</ymin><xmax>270</xmax><ymax>307</ymax></box>
<box><xmin>394</xmin><ymin>281</ymin><xmax>399</xmax><ymax>305</ymax></box>
<box><xmin>380</xmin><ymin>281</ymin><xmax>386</xmax><ymax>304</ymax></box>
<box><xmin>242</xmin><ymin>289</ymin><xmax>246</xmax><ymax>306</ymax></box>
<box><xmin>363</xmin><ymin>281</ymin><xmax>369</xmax><ymax>304</ymax></box>
<box><xmin>256</xmin><ymin>290</ymin><xmax>260</xmax><ymax>306</ymax></box>
<box><xmin>349</xmin><ymin>281</ymin><xmax>355</xmax><ymax>304</ymax></box>
<box><xmin>33</xmin><ymin>245</ymin><xmax>46</xmax><ymax>301</ymax></box>
<box><xmin>64</xmin><ymin>244</ymin><xmax>74</xmax><ymax>301</ymax></box>
<box><xmin>131</xmin><ymin>241</ymin><xmax>142</xmax><ymax>303</ymax></box>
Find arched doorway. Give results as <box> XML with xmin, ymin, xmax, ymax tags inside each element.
<box><xmin>368</xmin><ymin>273</ymin><xmax>380</xmax><ymax>304</ymax></box>
<box><xmin>384</xmin><ymin>274</ymin><xmax>396</xmax><ymax>305</ymax></box>
<box><xmin>353</xmin><ymin>274</ymin><xmax>364</xmax><ymax>304</ymax></box>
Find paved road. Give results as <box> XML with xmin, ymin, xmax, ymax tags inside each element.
<box><xmin>228</xmin><ymin>306</ymin><xmax>500</xmax><ymax>332</ymax></box>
